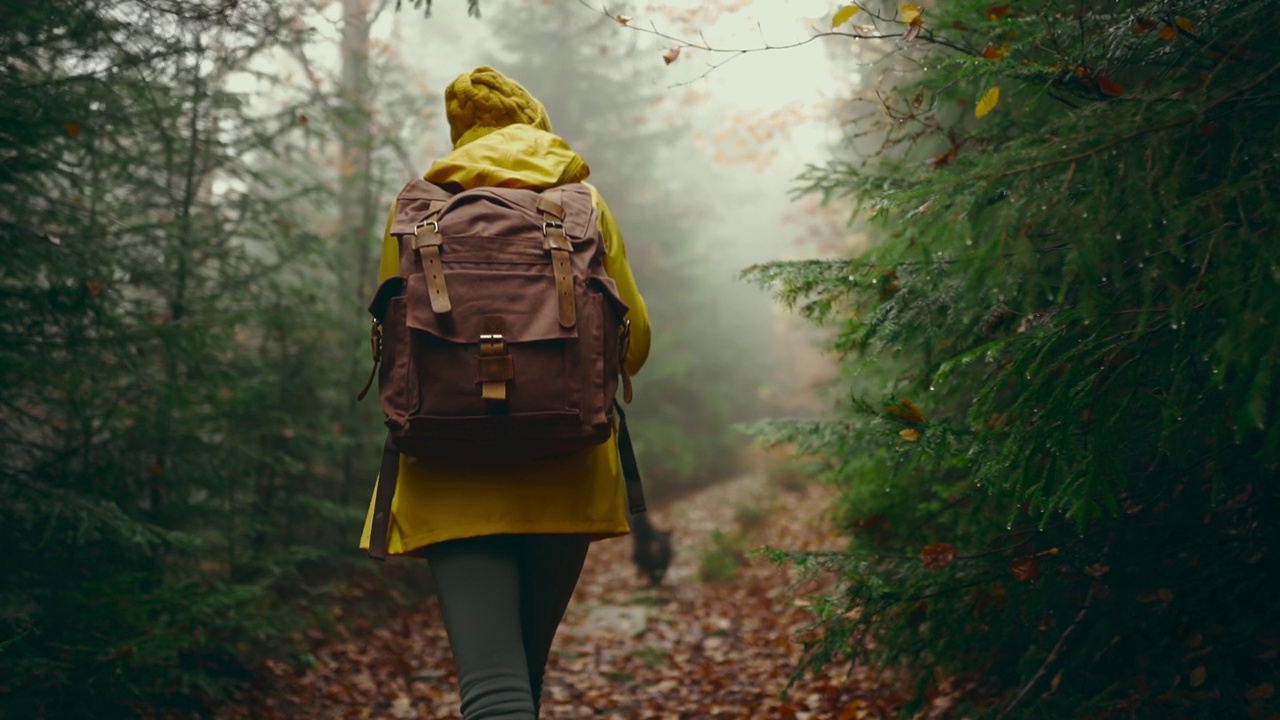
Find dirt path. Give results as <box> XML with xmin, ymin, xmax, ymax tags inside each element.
<box><xmin>222</xmin><ymin>475</ymin><xmax>909</xmax><ymax>719</ymax></box>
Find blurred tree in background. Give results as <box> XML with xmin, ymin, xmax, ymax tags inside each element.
<box><xmin>0</xmin><ymin>0</ymin><xmax>435</xmax><ymax>714</ymax></box>
<box><xmin>746</xmin><ymin>0</ymin><xmax>1280</xmax><ymax>717</ymax></box>
<box><xmin>477</xmin><ymin>0</ymin><xmax>781</xmax><ymax>500</ymax></box>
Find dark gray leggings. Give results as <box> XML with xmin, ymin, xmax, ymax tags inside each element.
<box><xmin>423</xmin><ymin>533</ymin><xmax>591</xmax><ymax>720</ymax></box>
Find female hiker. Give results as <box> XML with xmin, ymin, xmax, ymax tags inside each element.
<box><xmin>358</xmin><ymin>66</ymin><xmax>652</xmax><ymax>720</ymax></box>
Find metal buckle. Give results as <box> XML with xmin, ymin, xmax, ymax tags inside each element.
<box><xmin>369</xmin><ymin>320</ymin><xmax>383</xmax><ymax>361</ymax></box>
<box><xmin>542</xmin><ymin>221</ymin><xmax>564</xmax><ymax>236</ymax></box>
<box><xmin>479</xmin><ymin>332</ymin><xmax>506</xmax><ymax>352</ymax></box>
<box><xmin>413</xmin><ymin>219</ymin><xmax>439</xmax><ymax>235</ymax></box>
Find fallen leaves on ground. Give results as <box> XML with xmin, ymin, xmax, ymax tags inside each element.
<box><xmin>219</xmin><ymin>474</ymin><xmax>914</xmax><ymax>719</ymax></box>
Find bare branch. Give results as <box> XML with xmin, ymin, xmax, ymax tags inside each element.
<box><xmin>576</xmin><ymin>0</ymin><xmax>973</xmax><ymax>86</ymax></box>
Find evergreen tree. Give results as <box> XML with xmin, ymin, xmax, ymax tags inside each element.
<box><xmin>0</xmin><ymin>0</ymin><xmax>433</xmax><ymax>713</ymax></box>
<box><xmin>745</xmin><ymin>1</ymin><xmax>1280</xmax><ymax>717</ymax></box>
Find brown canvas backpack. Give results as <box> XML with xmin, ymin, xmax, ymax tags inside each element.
<box><xmin>358</xmin><ymin>178</ymin><xmax>646</xmax><ymax>559</ymax></box>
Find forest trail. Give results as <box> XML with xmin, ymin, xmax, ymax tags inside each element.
<box><xmin>221</xmin><ymin>474</ymin><xmax>920</xmax><ymax>720</ymax></box>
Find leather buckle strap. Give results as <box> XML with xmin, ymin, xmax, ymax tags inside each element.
<box><xmin>618</xmin><ymin>318</ymin><xmax>633</xmax><ymax>404</ymax></box>
<box><xmin>412</xmin><ymin>202</ymin><xmax>451</xmax><ymax>314</ymax></box>
<box><xmin>367</xmin><ymin>434</ymin><xmax>400</xmax><ymax>561</ymax></box>
<box><xmin>538</xmin><ymin>190</ymin><xmax>576</xmax><ymax>329</ymax></box>
<box><xmin>477</xmin><ymin>315</ymin><xmax>514</xmax><ymax>402</ymax></box>
<box><xmin>356</xmin><ymin>319</ymin><xmax>382</xmax><ymax>401</ymax></box>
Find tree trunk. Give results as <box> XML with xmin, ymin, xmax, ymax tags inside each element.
<box><xmin>339</xmin><ymin>0</ymin><xmax>375</xmax><ymax>504</ymax></box>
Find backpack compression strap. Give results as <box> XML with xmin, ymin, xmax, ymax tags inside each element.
<box><xmin>536</xmin><ymin>189</ymin><xmax>576</xmax><ymax>328</ymax></box>
<box><xmin>411</xmin><ymin>201</ymin><xmax>451</xmax><ymax>314</ymax></box>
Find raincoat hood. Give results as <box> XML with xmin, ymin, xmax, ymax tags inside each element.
<box><xmin>424</xmin><ymin>124</ymin><xmax>591</xmax><ymax>191</ymax></box>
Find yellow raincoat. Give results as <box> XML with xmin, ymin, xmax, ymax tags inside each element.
<box><xmin>358</xmin><ymin>124</ymin><xmax>651</xmax><ymax>556</ymax></box>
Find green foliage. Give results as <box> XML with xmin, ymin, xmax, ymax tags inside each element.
<box><xmin>748</xmin><ymin>0</ymin><xmax>1280</xmax><ymax>717</ymax></box>
<box><xmin>480</xmin><ymin>0</ymin><xmax>778</xmax><ymax>499</ymax></box>
<box><xmin>0</xmin><ymin>1</ymin><xmax>409</xmax><ymax>714</ymax></box>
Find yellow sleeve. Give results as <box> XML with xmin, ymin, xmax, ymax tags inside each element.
<box><xmin>586</xmin><ymin>184</ymin><xmax>651</xmax><ymax>377</ymax></box>
<box><xmin>377</xmin><ymin>201</ymin><xmax>399</xmax><ymax>284</ymax></box>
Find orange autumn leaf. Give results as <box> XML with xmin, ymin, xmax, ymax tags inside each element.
<box><xmin>1133</xmin><ymin>17</ymin><xmax>1157</xmax><ymax>35</ymax></box>
<box><xmin>899</xmin><ymin>428</ymin><xmax>921</xmax><ymax>442</ymax></box>
<box><xmin>1095</xmin><ymin>74</ymin><xmax>1124</xmax><ymax>96</ymax></box>
<box><xmin>987</xmin><ymin>4</ymin><xmax>1010</xmax><ymax>20</ymax></box>
<box><xmin>616</xmin><ymin>14</ymin><xmax>631</xmax><ymax>25</ymax></box>
<box><xmin>1157</xmin><ymin>24</ymin><xmax>1177</xmax><ymax>40</ymax></box>
<box><xmin>903</xmin><ymin>15</ymin><xmax>924</xmax><ymax>41</ymax></box>
<box><xmin>63</xmin><ymin>121</ymin><xmax>82</xmax><ymax>138</ymax></box>
<box><xmin>1247</xmin><ymin>683</ymin><xmax>1275</xmax><ymax>702</ymax></box>
<box><xmin>1010</xmin><ymin>555</ymin><xmax>1039</xmax><ymax>583</ymax></box>
<box><xmin>85</xmin><ymin>279</ymin><xmax>104</xmax><ymax>296</ymax></box>
<box><xmin>662</xmin><ymin>46</ymin><xmax>681</xmax><ymax>65</ymax></box>
<box><xmin>900</xmin><ymin>398</ymin><xmax>927</xmax><ymax>423</ymax></box>
<box><xmin>1174</xmin><ymin>16</ymin><xmax>1195</xmax><ymax>32</ymax></box>
<box><xmin>885</xmin><ymin>398</ymin><xmax>927</xmax><ymax>425</ymax></box>
<box><xmin>981</xmin><ymin>44</ymin><xmax>1009</xmax><ymax>59</ymax></box>
<box><xmin>920</xmin><ymin>542</ymin><xmax>957</xmax><ymax>569</ymax></box>
<box><xmin>899</xmin><ymin>4</ymin><xmax>922</xmax><ymax>23</ymax></box>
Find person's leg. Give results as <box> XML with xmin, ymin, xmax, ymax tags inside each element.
<box><xmin>515</xmin><ymin>534</ymin><xmax>591</xmax><ymax>716</ymax></box>
<box><xmin>424</xmin><ymin>535</ymin><xmax>536</xmax><ymax>720</ymax></box>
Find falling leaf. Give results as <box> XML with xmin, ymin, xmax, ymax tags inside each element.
<box><xmin>1157</xmin><ymin>24</ymin><xmax>1177</xmax><ymax>40</ymax></box>
<box><xmin>1189</xmin><ymin>664</ymin><xmax>1207</xmax><ymax>688</ymax></box>
<box><xmin>616</xmin><ymin>14</ymin><xmax>631</xmax><ymax>25</ymax></box>
<box><xmin>147</xmin><ymin>464</ymin><xmax>163</xmax><ymax>477</ymax></box>
<box><xmin>987</xmin><ymin>4</ymin><xmax>1010</xmax><ymax>20</ymax></box>
<box><xmin>975</xmin><ymin>86</ymin><xmax>1000</xmax><ymax>118</ymax></box>
<box><xmin>1174</xmin><ymin>16</ymin><xmax>1195</xmax><ymax>32</ymax></box>
<box><xmin>1010</xmin><ymin>556</ymin><xmax>1039</xmax><ymax>583</ymax></box>
<box><xmin>920</xmin><ymin>542</ymin><xmax>957</xmax><ymax>569</ymax></box>
<box><xmin>1247</xmin><ymin>683</ymin><xmax>1275</xmax><ymax>702</ymax></box>
<box><xmin>85</xmin><ymin>279</ymin><xmax>104</xmax><ymax>297</ymax></box>
<box><xmin>899</xmin><ymin>4</ymin><xmax>921</xmax><ymax>23</ymax></box>
<box><xmin>297</xmin><ymin>113</ymin><xmax>309</xmax><ymax>127</ymax></box>
<box><xmin>280</xmin><ymin>427</ymin><xmax>296</xmax><ymax>439</ymax></box>
<box><xmin>1095</xmin><ymin>74</ymin><xmax>1124</xmax><ymax>96</ymax></box>
<box><xmin>903</xmin><ymin>15</ymin><xmax>923</xmax><ymax>41</ymax></box>
<box><xmin>1050</xmin><ymin>670</ymin><xmax>1063</xmax><ymax>692</ymax></box>
<box><xmin>831</xmin><ymin>5</ymin><xmax>859</xmax><ymax>29</ymax></box>
<box><xmin>42</xmin><ymin>232</ymin><xmax>62</xmax><ymax>246</ymax></box>
<box><xmin>899</xmin><ymin>428</ymin><xmax>921</xmax><ymax>442</ymax></box>
<box><xmin>63</xmin><ymin>121</ymin><xmax>82</xmax><ymax>137</ymax></box>
<box><xmin>662</xmin><ymin>46</ymin><xmax>681</xmax><ymax>65</ymax></box>
<box><xmin>981</xmin><ymin>44</ymin><xmax>1009</xmax><ymax>59</ymax></box>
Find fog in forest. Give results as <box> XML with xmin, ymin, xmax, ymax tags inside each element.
<box><xmin>241</xmin><ymin>0</ymin><xmax>857</xmax><ymax>421</ymax></box>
